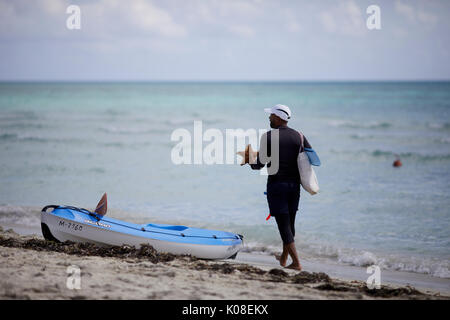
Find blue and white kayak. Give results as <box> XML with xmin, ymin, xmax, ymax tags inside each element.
<box><xmin>41</xmin><ymin>205</ymin><xmax>243</xmax><ymax>260</ymax></box>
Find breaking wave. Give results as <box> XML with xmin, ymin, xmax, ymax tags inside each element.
<box><xmin>0</xmin><ymin>206</ymin><xmax>41</xmax><ymax>229</ymax></box>
<box><xmin>328</xmin><ymin>120</ymin><xmax>392</xmax><ymax>130</ymax></box>
<box><xmin>0</xmin><ymin>132</ymin><xmax>83</xmax><ymax>144</ymax></box>
<box><xmin>427</xmin><ymin>122</ymin><xmax>450</xmax><ymax>130</ymax></box>
<box><xmin>243</xmin><ymin>240</ymin><xmax>450</xmax><ymax>279</ymax></box>
<box><xmin>99</xmin><ymin>126</ymin><xmax>169</xmax><ymax>135</ymax></box>
<box><xmin>331</xmin><ymin>148</ymin><xmax>450</xmax><ymax>162</ymax></box>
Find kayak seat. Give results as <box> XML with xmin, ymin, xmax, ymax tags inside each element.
<box><xmin>145</xmin><ymin>223</ymin><xmax>188</xmax><ymax>231</ymax></box>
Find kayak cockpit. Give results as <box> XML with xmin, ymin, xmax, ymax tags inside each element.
<box><xmin>145</xmin><ymin>223</ymin><xmax>188</xmax><ymax>231</ymax></box>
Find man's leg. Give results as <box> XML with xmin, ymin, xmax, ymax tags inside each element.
<box><xmin>276</xmin><ymin>243</ymin><xmax>288</xmax><ymax>267</ymax></box>
<box><xmin>285</xmin><ymin>210</ymin><xmax>300</xmax><ymax>269</ymax></box>
<box><xmin>267</xmin><ymin>182</ymin><xmax>295</xmax><ymax>268</ymax></box>
<box><xmin>287</xmin><ymin>182</ymin><xmax>300</xmax><ymax>239</ymax></box>
<box><xmin>285</xmin><ymin>184</ymin><xmax>301</xmax><ymax>270</ymax></box>
<box><xmin>289</xmin><ymin>210</ymin><xmax>296</xmax><ymax>238</ymax></box>
<box><xmin>274</xmin><ymin>214</ymin><xmax>289</xmax><ymax>266</ymax></box>
<box><xmin>278</xmin><ymin>210</ymin><xmax>296</xmax><ymax>267</ymax></box>
<box><xmin>274</xmin><ymin>214</ymin><xmax>301</xmax><ymax>269</ymax></box>
<box><xmin>285</xmin><ymin>241</ymin><xmax>302</xmax><ymax>270</ymax></box>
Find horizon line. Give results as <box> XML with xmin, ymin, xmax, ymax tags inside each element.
<box><xmin>1</xmin><ymin>79</ymin><xmax>450</xmax><ymax>83</ymax></box>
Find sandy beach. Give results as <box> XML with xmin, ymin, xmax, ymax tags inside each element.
<box><xmin>0</xmin><ymin>227</ymin><xmax>447</xmax><ymax>300</ymax></box>
<box><xmin>2</xmin><ymin>0</ymin><xmax>450</xmax><ymax>307</ymax></box>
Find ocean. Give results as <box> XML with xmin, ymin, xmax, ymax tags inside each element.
<box><xmin>0</xmin><ymin>81</ymin><xmax>449</xmax><ymax>279</ymax></box>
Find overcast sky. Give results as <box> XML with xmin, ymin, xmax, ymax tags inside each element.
<box><xmin>1</xmin><ymin>0</ymin><xmax>449</xmax><ymax>81</ymax></box>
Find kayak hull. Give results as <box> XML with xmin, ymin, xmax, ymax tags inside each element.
<box><xmin>41</xmin><ymin>207</ymin><xmax>243</xmax><ymax>260</ymax></box>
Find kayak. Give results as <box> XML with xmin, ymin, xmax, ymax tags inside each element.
<box><xmin>41</xmin><ymin>205</ymin><xmax>243</xmax><ymax>260</ymax></box>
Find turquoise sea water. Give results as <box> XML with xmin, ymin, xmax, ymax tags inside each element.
<box><xmin>0</xmin><ymin>82</ymin><xmax>449</xmax><ymax>278</ymax></box>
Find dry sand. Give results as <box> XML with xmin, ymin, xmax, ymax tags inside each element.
<box><xmin>0</xmin><ymin>227</ymin><xmax>446</xmax><ymax>300</ymax></box>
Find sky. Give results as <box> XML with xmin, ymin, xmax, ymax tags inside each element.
<box><xmin>0</xmin><ymin>0</ymin><xmax>449</xmax><ymax>81</ymax></box>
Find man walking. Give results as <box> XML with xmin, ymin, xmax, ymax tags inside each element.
<box><xmin>240</xmin><ymin>104</ymin><xmax>311</xmax><ymax>271</ymax></box>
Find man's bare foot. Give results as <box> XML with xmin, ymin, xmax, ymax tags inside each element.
<box><xmin>286</xmin><ymin>262</ymin><xmax>302</xmax><ymax>271</ymax></box>
<box><xmin>275</xmin><ymin>252</ymin><xmax>288</xmax><ymax>267</ymax></box>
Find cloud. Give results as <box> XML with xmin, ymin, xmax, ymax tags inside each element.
<box><xmin>395</xmin><ymin>0</ymin><xmax>438</xmax><ymax>26</ymax></box>
<box><xmin>41</xmin><ymin>0</ymin><xmax>66</xmax><ymax>15</ymax></box>
<box><xmin>282</xmin><ymin>9</ymin><xmax>303</xmax><ymax>33</ymax></box>
<box><xmin>215</xmin><ymin>0</ymin><xmax>262</xmax><ymax>18</ymax></box>
<box><xmin>183</xmin><ymin>0</ymin><xmax>263</xmax><ymax>38</ymax></box>
<box><xmin>417</xmin><ymin>10</ymin><xmax>438</xmax><ymax>25</ymax></box>
<box><xmin>395</xmin><ymin>1</ymin><xmax>416</xmax><ymax>21</ymax></box>
<box><xmin>317</xmin><ymin>0</ymin><xmax>365</xmax><ymax>36</ymax></box>
<box><xmin>0</xmin><ymin>0</ymin><xmax>187</xmax><ymax>39</ymax></box>
<box><xmin>319</xmin><ymin>11</ymin><xmax>337</xmax><ymax>33</ymax></box>
<box><xmin>227</xmin><ymin>25</ymin><xmax>255</xmax><ymax>38</ymax></box>
<box><xmin>125</xmin><ymin>0</ymin><xmax>187</xmax><ymax>37</ymax></box>
<box><xmin>286</xmin><ymin>20</ymin><xmax>302</xmax><ymax>33</ymax></box>
<box><xmin>83</xmin><ymin>0</ymin><xmax>188</xmax><ymax>38</ymax></box>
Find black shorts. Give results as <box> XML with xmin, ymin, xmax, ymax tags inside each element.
<box><xmin>266</xmin><ymin>181</ymin><xmax>300</xmax><ymax>244</ymax></box>
<box><xmin>266</xmin><ymin>181</ymin><xmax>300</xmax><ymax>216</ymax></box>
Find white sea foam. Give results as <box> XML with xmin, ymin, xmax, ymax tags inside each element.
<box><xmin>328</xmin><ymin>120</ymin><xmax>392</xmax><ymax>129</ymax></box>
<box><xmin>330</xmin><ymin>248</ymin><xmax>449</xmax><ymax>279</ymax></box>
<box><xmin>427</xmin><ymin>122</ymin><xmax>450</xmax><ymax>130</ymax></box>
<box><xmin>438</xmin><ymin>137</ymin><xmax>450</xmax><ymax>144</ymax></box>
<box><xmin>0</xmin><ymin>205</ymin><xmax>41</xmax><ymax>228</ymax></box>
<box><xmin>243</xmin><ymin>239</ymin><xmax>450</xmax><ymax>279</ymax></box>
<box><xmin>99</xmin><ymin>126</ymin><xmax>167</xmax><ymax>135</ymax></box>
<box><xmin>338</xmin><ymin>251</ymin><xmax>378</xmax><ymax>267</ymax></box>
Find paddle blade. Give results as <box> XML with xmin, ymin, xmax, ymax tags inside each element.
<box><xmin>94</xmin><ymin>193</ymin><xmax>108</xmax><ymax>217</ymax></box>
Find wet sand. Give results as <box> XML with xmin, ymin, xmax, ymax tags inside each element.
<box><xmin>0</xmin><ymin>227</ymin><xmax>447</xmax><ymax>300</ymax></box>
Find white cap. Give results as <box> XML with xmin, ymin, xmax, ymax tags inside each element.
<box><xmin>264</xmin><ymin>104</ymin><xmax>291</xmax><ymax>121</ymax></box>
